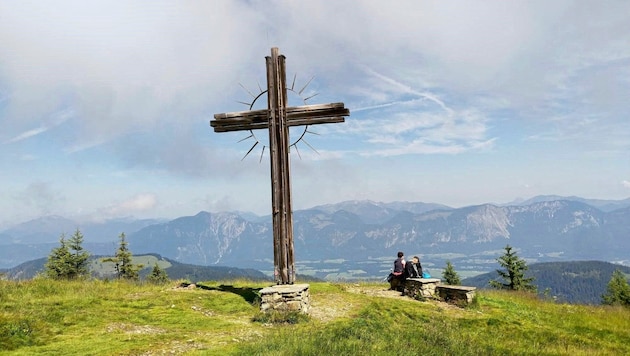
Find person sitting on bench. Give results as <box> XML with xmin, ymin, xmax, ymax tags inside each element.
<box><xmin>389</xmin><ymin>251</ymin><xmax>406</xmax><ymax>290</ymax></box>
<box><xmin>405</xmin><ymin>256</ymin><xmax>423</xmax><ymax>279</ymax></box>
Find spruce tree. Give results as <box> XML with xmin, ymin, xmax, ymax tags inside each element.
<box><xmin>67</xmin><ymin>229</ymin><xmax>90</xmax><ymax>278</ymax></box>
<box><xmin>45</xmin><ymin>235</ymin><xmax>72</xmax><ymax>279</ymax></box>
<box><xmin>103</xmin><ymin>233</ymin><xmax>142</xmax><ymax>281</ymax></box>
<box><xmin>601</xmin><ymin>269</ymin><xmax>630</xmax><ymax>306</ymax></box>
<box><xmin>147</xmin><ymin>263</ymin><xmax>169</xmax><ymax>284</ymax></box>
<box><xmin>45</xmin><ymin>230</ymin><xmax>90</xmax><ymax>280</ymax></box>
<box><xmin>442</xmin><ymin>261</ymin><xmax>461</xmax><ymax>285</ymax></box>
<box><xmin>490</xmin><ymin>245</ymin><xmax>536</xmax><ymax>292</ymax></box>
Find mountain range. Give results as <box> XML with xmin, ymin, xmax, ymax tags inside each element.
<box><xmin>1</xmin><ymin>196</ymin><xmax>629</xmax><ymax>280</ymax></box>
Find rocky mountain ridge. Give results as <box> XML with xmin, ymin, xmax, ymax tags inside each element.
<box><xmin>127</xmin><ymin>199</ymin><xmax>629</xmax><ymax>270</ymax></box>
<box><xmin>1</xmin><ymin>196</ymin><xmax>629</xmax><ymax>272</ymax></box>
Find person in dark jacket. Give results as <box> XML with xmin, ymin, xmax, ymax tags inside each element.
<box><xmin>393</xmin><ymin>251</ymin><xmax>406</xmax><ymax>275</ymax></box>
<box><xmin>389</xmin><ymin>251</ymin><xmax>406</xmax><ymax>291</ymax></box>
<box><xmin>405</xmin><ymin>256</ymin><xmax>423</xmax><ymax>279</ymax></box>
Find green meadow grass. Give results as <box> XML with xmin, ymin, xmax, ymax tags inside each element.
<box><xmin>1</xmin><ymin>279</ymin><xmax>628</xmax><ymax>355</ymax></box>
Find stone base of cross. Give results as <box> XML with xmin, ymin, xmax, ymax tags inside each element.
<box><xmin>211</xmin><ymin>48</ymin><xmax>349</xmax><ymax>284</ymax></box>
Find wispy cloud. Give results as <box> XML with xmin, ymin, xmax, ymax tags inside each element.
<box><xmin>64</xmin><ymin>136</ymin><xmax>111</xmax><ymax>154</ymax></box>
<box><xmin>333</xmin><ymin>65</ymin><xmax>493</xmax><ymax>157</ymax></box>
<box><xmin>4</xmin><ymin>109</ymin><xmax>73</xmax><ymax>144</ymax></box>
<box><xmin>334</xmin><ymin>107</ymin><xmax>494</xmax><ymax>157</ymax></box>
<box><xmin>5</xmin><ymin>127</ymin><xmax>49</xmax><ymax>144</ymax></box>
<box><xmin>360</xmin><ymin>67</ymin><xmax>454</xmax><ymax>115</ymax></box>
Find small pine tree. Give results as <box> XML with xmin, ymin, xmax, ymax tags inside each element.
<box><xmin>45</xmin><ymin>229</ymin><xmax>90</xmax><ymax>280</ymax></box>
<box><xmin>443</xmin><ymin>261</ymin><xmax>461</xmax><ymax>285</ymax></box>
<box><xmin>490</xmin><ymin>245</ymin><xmax>536</xmax><ymax>292</ymax></box>
<box><xmin>67</xmin><ymin>229</ymin><xmax>90</xmax><ymax>278</ymax></box>
<box><xmin>45</xmin><ymin>235</ymin><xmax>72</xmax><ymax>279</ymax></box>
<box><xmin>147</xmin><ymin>263</ymin><xmax>169</xmax><ymax>284</ymax></box>
<box><xmin>103</xmin><ymin>233</ymin><xmax>142</xmax><ymax>281</ymax></box>
<box><xmin>601</xmin><ymin>269</ymin><xmax>630</xmax><ymax>306</ymax></box>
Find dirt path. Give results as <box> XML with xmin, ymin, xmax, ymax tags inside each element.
<box><xmin>344</xmin><ymin>285</ymin><xmax>410</xmax><ymax>300</ymax></box>
<box><xmin>309</xmin><ymin>284</ymin><xmax>464</xmax><ymax>322</ymax></box>
<box><xmin>309</xmin><ymin>285</ymin><xmax>415</xmax><ymax>322</ymax></box>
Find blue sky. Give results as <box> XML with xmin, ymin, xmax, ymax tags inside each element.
<box><xmin>1</xmin><ymin>1</ymin><xmax>629</xmax><ymax>228</ymax></box>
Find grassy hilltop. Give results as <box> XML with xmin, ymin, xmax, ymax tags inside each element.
<box><xmin>1</xmin><ymin>279</ymin><xmax>629</xmax><ymax>355</ymax></box>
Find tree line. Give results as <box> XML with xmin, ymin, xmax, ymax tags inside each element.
<box><xmin>442</xmin><ymin>244</ymin><xmax>630</xmax><ymax>307</ymax></box>
<box><xmin>43</xmin><ymin>229</ymin><xmax>630</xmax><ymax>306</ymax></box>
<box><xmin>44</xmin><ymin>229</ymin><xmax>168</xmax><ymax>284</ymax></box>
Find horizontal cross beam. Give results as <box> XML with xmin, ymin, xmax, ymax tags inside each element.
<box><xmin>211</xmin><ymin>102</ymin><xmax>349</xmax><ymax>133</ymax></box>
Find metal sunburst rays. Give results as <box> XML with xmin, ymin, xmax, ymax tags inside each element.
<box><xmin>237</xmin><ymin>74</ymin><xmax>320</xmax><ymax>161</ymax></box>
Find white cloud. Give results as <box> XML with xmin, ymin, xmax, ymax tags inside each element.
<box><xmin>0</xmin><ymin>1</ymin><xmax>264</xmax><ymax>148</ymax></box>
<box><xmin>13</xmin><ymin>182</ymin><xmax>64</xmax><ymax>217</ymax></box>
<box><xmin>1</xmin><ymin>1</ymin><xmax>630</xmax><ymax>224</ymax></box>
<box><xmin>2</xmin><ymin>1</ymin><xmax>628</xmax><ymax>159</ymax></box>
<box><xmin>98</xmin><ymin>193</ymin><xmax>158</xmax><ymax>219</ymax></box>
<box><xmin>623</xmin><ymin>180</ymin><xmax>630</xmax><ymax>189</ymax></box>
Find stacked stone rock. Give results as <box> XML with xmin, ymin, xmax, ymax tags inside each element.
<box><xmin>403</xmin><ymin>278</ymin><xmax>476</xmax><ymax>305</ymax></box>
<box><xmin>404</xmin><ymin>278</ymin><xmax>441</xmax><ymax>299</ymax></box>
<box><xmin>259</xmin><ymin>284</ymin><xmax>310</xmax><ymax>313</ymax></box>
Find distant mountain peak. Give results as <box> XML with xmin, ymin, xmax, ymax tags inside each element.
<box><xmin>2</xmin><ymin>196</ymin><xmax>630</xmax><ymax>271</ymax></box>
<box><xmin>510</xmin><ymin>195</ymin><xmax>630</xmax><ymax>212</ymax></box>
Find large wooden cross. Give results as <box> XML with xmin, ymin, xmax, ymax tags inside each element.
<box><xmin>210</xmin><ymin>48</ymin><xmax>350</xmax><ymax>284</ymax></box>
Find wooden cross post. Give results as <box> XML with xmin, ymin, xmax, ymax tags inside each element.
<box><xmin>211</xmin><ymin>48</ymin><xmax>349</xmax><ymax>284</ymax></box>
